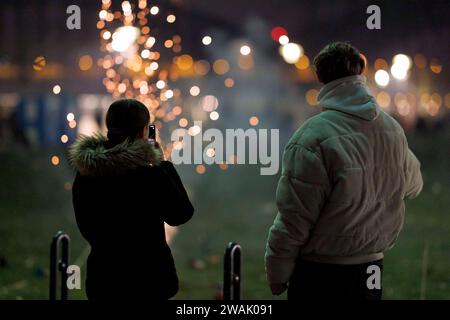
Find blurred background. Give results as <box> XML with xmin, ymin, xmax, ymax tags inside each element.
<box><xmin>0</xmin><ymin>0</ymin><xmax>449</xmax><ymax>300</ymax></box>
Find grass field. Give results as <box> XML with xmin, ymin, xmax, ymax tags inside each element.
<box><xmin>0</xmin><ymin>130</ymin><xmax>449</xmax><ymax>300</ymax></box>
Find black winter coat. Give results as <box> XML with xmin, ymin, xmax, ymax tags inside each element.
<box><xmin>68</xmin><ymin>135</ymin><xmax>194</xmax><ymax>300</ymax></box>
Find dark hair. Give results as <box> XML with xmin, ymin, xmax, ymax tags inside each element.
<box><xmin>106</xmin><ymin>99</ymin><xmax>150</xmax><ymax>146</ymax></box>
<box><xmin>313</xmin><ymin>41</ymin><xmax>365</xmax><ymax>84</ymax></box>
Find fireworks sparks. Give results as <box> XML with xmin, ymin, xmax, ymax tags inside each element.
<box><xmin>97</xmin><ymin>0</ymin><xmax>188</xmax><ymax>129</ymax></box>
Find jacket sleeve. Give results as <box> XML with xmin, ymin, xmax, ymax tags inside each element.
<box><xmin>265</xmin><ymin>143</ymin><xmax>329</xmax><ymax>285</ymax></box>
<box><xmin>156</xmin><ymin>161</ymin><xmax>194</xmax><ymax>226</ymax></box>
<box><xmin>404</xmin><ymin>149</ymin><xmax>423</xmax><ymax>199</ymax></box>
<box><xmin>72</xmin><ymin>172</ymin><xmax>98</xmax><ymax>243</ymax></box>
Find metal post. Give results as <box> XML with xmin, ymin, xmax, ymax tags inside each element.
<box><xmin>223</xmin><ymin>242</ymin><xmax>242</xmax><ymax>300</ymax></box>
<box><xmin>50</xmin><ymin>231</ymin><xmax>70</xmax><ymax>300</ymax></box>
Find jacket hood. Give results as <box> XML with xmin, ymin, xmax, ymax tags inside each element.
<box><xmin>318</xmin><ymin>75</ymin><xmax>380</xmax><ymax>121</ymax></box>
<box><xmin>68</xmin><ymin>133</ymin><xmax>162</xmax><ymax>176</ymax></box>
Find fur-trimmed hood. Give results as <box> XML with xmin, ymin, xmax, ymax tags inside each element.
<box><xmin>68</xmin><ymin>134</ymin><xmax>162</xmax><ymax>176</ymax></box>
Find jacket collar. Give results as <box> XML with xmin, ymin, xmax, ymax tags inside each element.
<box><xmin>318</xmin><ymin>75</ymin><xmax>380</xmax><ymax>121</ymax></box>
<box><xmin>68</xmin><ymin>134</ymin><xmax>162</xmax><ymax>176</ymax></box>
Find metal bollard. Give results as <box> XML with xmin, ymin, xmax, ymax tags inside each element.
<box><xmin>49</xmin><ymin>231</ymin><xmax>70</xmax><ymax>300</ymax></box>
<box><xmin>223</xmin><ymin>242</ymin><xmax>242</xmax><ymax>300</ymax></box>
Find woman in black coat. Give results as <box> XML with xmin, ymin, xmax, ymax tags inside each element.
<box><xmin>68</xmin><ymin>99</ymin><xmax>194</xmax><ymax>300</ymax></box>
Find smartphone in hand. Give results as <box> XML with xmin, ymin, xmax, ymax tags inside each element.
<box><xmin>148</xmin><ymin>124</ymin><xmax>156</xmax><ymax>145</ymax></box>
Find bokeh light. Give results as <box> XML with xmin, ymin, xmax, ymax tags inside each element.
<box><xmin>79</xmin><ymin>55</ymin><xmax>93</xmax><ymax>71</ymax></box>
<box><xmin>374</xmin><ymin>58</ymin><xmax>388</xmax><ymax>70</ymax></box>
<box><xmin>188</xmin><ymin>125</ymin><xmax>201</xmax><ymax>136</ymax></box>
<box><xmin>305</xmin><ymin>89</ymin><xmax>319</xmax><ymax>106</ymax></box>
<box><xmin>280</xmin><ymin>43</ymin><xmax>303</xmax><ymax>64</ymax></box>
<box><xmin>201</xmin><ymin>95</ymin><xmax>219</xmax><ymax>112</ymax></box>
<box><xmin>224</xmin><ymin>78</ymin><xmax>234</xmax><ymax>88</ymax></box>
<box><xmin>33</xmin><ymin>56</ymin><xmax>46</xmax><ymax>71</ymax></box>
<box><xmin>60</xmin><ymin>135</ymin><xmax>69</xmax><ymax>144</ymax></box>
<box><xmin>190</xmin><ymin>86</ymin><xmax>200</xmax><ymax>96</ymax></box>
<box><xmin>249</xmin><ymin>116</ymin><xmax>259</xmax><ymax>126</ymax></box>
<box><xmin>150</xmin><ymin>6</ymin><xmax>159</xmax><ymax>15</ymax></box>
<box><xmin>374</xmin><ymin>69</ymin><xmax>390</xmax><ymax>87</ymax></box>
<box><xmin>202</xmin><ymin>36</ymin><xmax>212</xmax><ymax>45</ymax></box>
<box><xmin>53</xmin><ymin>85</ymin><xmax>61</xmax><ymax>95</ymax></box>
<box><xmin>179</xmin><ymin>118</ymin><xmax>188</xmax><ymax>127</ymax></box>
<box><xmin>68</xmin><ymin>120</ymin><xmax>77</xmax><ymax>129</ymax></box>
<box><xmin>391</xmin><ymin>63</ymin><xmax>408</xmax><ymax>80</ymax></box>
<box><xmin>393</xmin><ymin>54</ymin><xmax>412</xmax><ymax>70</ymax></box>
<box><xmin>270</xmin><ymin>26</ymin><xmax>288</xmax><ymax>42</ymax></box>
<box><xmin>430</xmin><ymin>59</ymin><xmax>442</xmax><ymax>74</ymax></box>
<box><xmin>66</xmin><ymin>113</ymin><xmax>75</xmax><ymax>122</ymax></box>
<box><xmin>240</xmin><ymin>45</ymin><xmax>251</xmax><ymax>56</ymax></box>
<box><xmin>391</xmin><ymin>54</ymin><xmax>412</xmax><ymax>80</ymax></box>
<box><xmin>111</xmin><ymin>26</ymin><xmax>139</xmax><ymax>52</ymax></box>
<box><xmin>295</xmin><ymin>55</ymin><xmax>310</xmax><ymax>70</ymax></box>
<box><xmin>213</xmin><ymin>59</ymin><xmax>230</xmax><ymax>75</ymax></box>
<box><xmin>376</xmin><ymin>91</ymin><xmax>391</xmax><ymax>109</ymax></box>
<box><xmin>167</xmin><ymin>15</ymin><xmax>176</xmax><ymax>23</ymax></box>
<box><xmin>278</xmin><ymin>35</ymin><xmax>289</xmax><ymax>45</ymax></box>
<box><xmin>206</xmin><ymin>148</ymin><xmax>216</xmax><ymax>158</ymax></box>
<box><xmin>196</xmin><ymin>164</ymin><xmax>206</xmax><ymax>174</ymax></box>
<box><xmin>194</xmin><ymin>60</ymin><xmax>210</xmax><ymax>75</ymax></box>
<box><xmin>414</xmin><ymin>54</ymin><xmax>427</xmax><ymax>69</ymax></box>
<box><xmin>51</xmin><ymin>156</ymin><xmax>60</xmax><ymax>166</ymax></box>
<box><xmin>177</xmin><ymin>54</ymin><xmax>194</xmax><ymax>71</ymax></box>
<box><xmin>210</xmin><ymin>111</ymin><xmax>219</xmax><ymax>120</ymax></box>
<box><xmin>156</xmin><ymin>80</ymin><xmax>166</xmax><ymax>89</ymax></box>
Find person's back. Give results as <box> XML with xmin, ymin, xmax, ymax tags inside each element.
<box><xmin>69</xmin><ymin>100</ymin><xmax>194</xmax><ymax>300</ymax></box>
<box><xmin>265</xmin><ymin>42</ymin><xmax>423</xmax><ymax>300</ymax></box>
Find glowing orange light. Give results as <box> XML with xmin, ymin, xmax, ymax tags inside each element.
<box><xmin>414</xmin><ymin>54</ymin><xmax>427</xmax><ymax>69</ymax></box>
<box><xmin>164</xmin><ymin>40</ymin><xmax>174</xmax><ymax>48</ymax></box>
<box><xmin>69</xmin><ymin>120</ymin><xmax>77</xmax><ymax>128</ymax></box>
<box><xmin>374</xmin><ymin>58</ymin><xmax>388</xmax><ymax>70</ymax></box>
<box><xmin>173</xmin><ymin>106</ymin><xmax>182</xmax><ymax>115</ymax></box>
<box><xmin>224</xmin><ymin>78</ymin><xmax>234</xmax><ymax>88</ymax></box>
<box><xmin>51</xmin><ymin>156</ymin><xmax>60</xmax><ymax>166</ymax></box>
<box><xmin>271</xmin><ymin>26</ymin><xmax>288</xmax><ymax>42</ymax></box>
<box><xmin>196</xmin><ymin>164</ymin><xmax>206</xmax><ymax>174</ymax></box>
<box><xmin>376</xmin><ymin>91</ymin><xmax>391</xmax><ymax>109</ymax></box>
<box><xmin>167</xmin><ymin>15</ymin><xmax>176</xmax><ymax>23</ymax></box>
<box><xmin>213</xmin><ymin>59</ymin><xmax>229</xmax><ymax>75</ymax></box>
<box><xmin>79</xmin><ymin>55</ymin><xmax>93</xmax><ymax>71</ymax></box>
<box><xmin>295</xmin><ymin>55</ymin><xmax>310</xmax><ymax>70</ymax></box>
<box><xmin>194</xmin><ymin>60</ymin><xmax>210</xmax><ymax>76</ymax></box>
<box><xmin>177</xmin><ymin>54</ymin><xmax>194</xmax><ymax>71</ymax></box>
<box><xmin>33</xmin><ymin>56</ymin><xmax>46</xmax><ymax>71</ymax></box>
<box><xmin>150</xmin><ymin>6</ymin><xmax>159</xmax><ymax>15</ymax></box>
<box><xmin>305</xmin><ymin>89</ymin><xmax>319</xmax><ymax>106</ymax></box>
<box><xmin>430</xmin><ymin>59</ymin><xmax>442</xmax><ymax>74</ymax></box>
<box><xmin>53</xmin><ymin>85</ymin><xmax>61</xmax><ymax>95</ymax></box>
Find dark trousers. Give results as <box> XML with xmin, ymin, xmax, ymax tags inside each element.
<box><xmin>288</xmin><ymin>259</ymin><xmax>383</xmax><ymax>301</ymax></box>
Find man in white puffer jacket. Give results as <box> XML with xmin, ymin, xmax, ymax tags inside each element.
<box><xmin>265</xmin><ymin>42</ymin><xmax>423</xmax><ymax>300</ymax></box>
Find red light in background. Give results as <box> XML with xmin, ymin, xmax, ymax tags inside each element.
<box><xmin>271</xmin><ymin>26</ymin><xmax>288</xmax><ymax>42</ymax></box>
